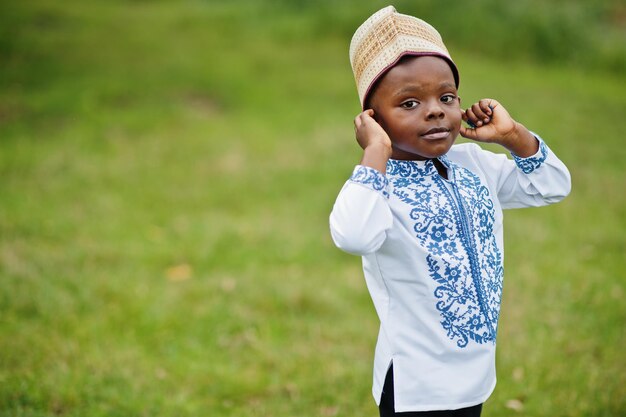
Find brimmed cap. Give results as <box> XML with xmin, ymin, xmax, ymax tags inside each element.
<box><xmin>349</xmin><ymin>6</ymin><xmax>459</xmax><ymax>108</ymax></box>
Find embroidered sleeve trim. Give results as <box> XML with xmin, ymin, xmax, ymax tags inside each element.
<box><xmin>349</xmin><ymin>165</ymin><xmax>390</xmax><ymax>199</ymax></box>
<box><xmin>512</xmin><ymin>139</ymin><xmax>548</xmax><ymax>174</ymax></box>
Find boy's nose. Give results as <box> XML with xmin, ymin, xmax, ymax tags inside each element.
<box><xmin>425</xmin><ymin>103</ymin><xmax>445</xmax><ymax>120</ymax></box>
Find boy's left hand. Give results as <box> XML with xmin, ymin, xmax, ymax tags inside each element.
<box><xmin>460</xmin><ymin>98</ymin><xmax>539</xmax><ymax>157</ymax></box>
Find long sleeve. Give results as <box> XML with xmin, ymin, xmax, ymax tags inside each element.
<box><xmin>466</xmin><ymin>136</ymin><xmax>571</xmax><ymax>209</ymax></box>
<box><xmin>329</xmin><ymin>165</ymin><xmax>393</xmax><ymax>255</ymax></box>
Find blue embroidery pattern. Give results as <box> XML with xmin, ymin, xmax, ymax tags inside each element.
<box><xmin>513</xmin><ymin>140</ymin><xmax>548</xmax><ymax>174</ymax></box>
<box><xmin>388</xmin><ymin>157</ymin><xmax>503</xmax><ymax>348</ymax></box>
<box><xmin>350</xmin><ymin>165</ymin><xmax>389</xmax><ymax>198</ymax></box>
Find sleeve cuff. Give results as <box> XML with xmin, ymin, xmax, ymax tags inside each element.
<box><xmin>349</xmin><ymin>165</ymin><xmax>389</xmax><ymax>199</ymax></box>
<box><xmin>512</xmin><ymin>136</ymin><xmax>549</xmax><ymax>174</ymax></box>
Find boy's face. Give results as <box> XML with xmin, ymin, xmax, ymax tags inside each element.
<box><xmin>368</xmin><ymin>55</ymin><xmax>461</xmax><ymax>160</ymax></box>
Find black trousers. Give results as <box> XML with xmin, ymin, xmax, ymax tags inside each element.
<box><xmin>379</xmin><ymin>365</ymin><xmax>483</xmax><ymax>417</ymax></box>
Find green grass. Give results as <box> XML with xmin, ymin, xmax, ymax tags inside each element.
<box><xmin>1</xmin><ymin>1</ymin><xmax>625</xmax><ymax>416</ymax></box>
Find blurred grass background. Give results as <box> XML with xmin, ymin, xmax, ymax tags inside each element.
<box><xmin>0</xmin><ymin>0</ymin><xmax>624</xmax><ymax>416</ymax></box>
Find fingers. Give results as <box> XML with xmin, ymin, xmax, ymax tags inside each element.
<box><xmin>459</xmin><ymin>125</ymin><xmax>479</xmax><ymax>140</ymax></box>
<box><xmin>461</xmin><ymin>98</ymin><xmax>512</xmax><ymax>144</ymax></box>
<box><xmin>463</xmin><ymin>99</ymin><xmax>496</xmax><ymax>128</ymax></box>
<box><xmin>354</xmin><ymin>109</ymin><xmax>375</xmax><ymax>130</ymax></box>
<box><xmin>353</xmin><ymin>109</ymin><xmax>391</xmax><ymax>151</ymax></box>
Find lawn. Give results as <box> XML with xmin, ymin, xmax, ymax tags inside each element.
<box><xmin>1</xmin><ymin>1</ymin><xmax>624</xmax><ymax>416</ymax></box>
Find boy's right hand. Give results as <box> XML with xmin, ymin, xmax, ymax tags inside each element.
<box><xmin>354</xmin><ymin>109</ymin><xmax>393</xmax><ymax>173</ymax></box>
<box><xmin>354</xmin><ymin>109</ymin><xmax>393</xmax><ymax>155</ymax></box>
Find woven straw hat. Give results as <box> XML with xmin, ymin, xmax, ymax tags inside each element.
<box><xmin>349</xmin><ymin>6</ymin><xmax>459</xmax><ymax>108</ymax></box>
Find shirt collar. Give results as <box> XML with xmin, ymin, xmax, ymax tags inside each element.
<box><xmin>386</xmin><ymin>155</ymin><xmax>452</xmax><ymax>178</ymax></box>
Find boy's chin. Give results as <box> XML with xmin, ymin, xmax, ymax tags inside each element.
<box><xmin>391</xmin><ymin>136</ymin><xmax>457</xmax><ymax>160</ymax></box>
<box><xmin>423</xmin><ymin>140</ymin><xmax>457</xmax><ymax>159</ymax></box>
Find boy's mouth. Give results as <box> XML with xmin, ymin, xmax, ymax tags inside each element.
<box><xmin>421</xmin><ymin>127</ymin><xmax>450</xmax><ymax>140</ymax></box>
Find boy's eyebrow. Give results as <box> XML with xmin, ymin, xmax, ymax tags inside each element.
<box><xmin>393</xmin><ymin>86</ymin><xmax>421</xmax><ymax>97</ymax></box>
<box><xmin>393</xmin><ymin>82</ymin><xmax>457</xmax><ymax>97</ymax></box>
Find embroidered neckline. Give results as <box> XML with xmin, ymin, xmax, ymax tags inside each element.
<box><xmin>387</xmin><ymin>155</ymin><xmax>452</xmax><ymax>178</ymax></box>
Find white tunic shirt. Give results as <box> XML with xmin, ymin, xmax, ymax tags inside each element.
<box><xmin>329</xmin><ymin>138</ymin><xmax>570</xmax><ymax>412</ymax></box>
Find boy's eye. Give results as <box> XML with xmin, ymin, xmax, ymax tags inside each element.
<box><xmin>441</xmin><ymin>94</ymin><xmax>457</xmax><ymax>103</ymax></box>
<box><xmin>401</xmin><ymin>100</ymin><xmax>418</xmax><ymax>109</ymax></box>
